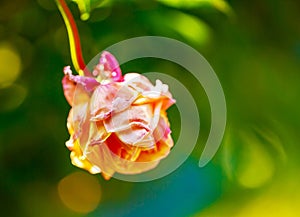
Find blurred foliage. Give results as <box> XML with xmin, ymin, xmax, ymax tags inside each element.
<box><xmin>71</xmin><ymin>0</ymin><xmax>107</xmax><ymax>20</ymax></box>
<box><xmin>1</xmin><ymin>0</ymin><xmax>300</xmax><ymax>217</ymax></box>
<box><xmin>157</xmin><ymin>0</ymin><xmax>233</xmax><ymax>15</ymax></box>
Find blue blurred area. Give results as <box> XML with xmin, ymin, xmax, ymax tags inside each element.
<box><xmin>92</xmin><ymin>159</ymin><xmax>222</xmax><ymax>217</ymax></box>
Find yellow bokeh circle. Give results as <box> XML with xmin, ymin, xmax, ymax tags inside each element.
<box><xmin>58</xmin><ymin>171</ymin><xmax>101</xmax><ymax>213</ymax></box>
<box><xmin>0</xmin><ymin>43</ymin><xmax>21</xmax><ymax>88</ymax></box>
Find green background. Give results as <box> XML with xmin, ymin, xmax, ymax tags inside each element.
<box><xmin>0</xmin><ymin>0</ymin><xmax>300</xmax><ymax>216</ymax></box>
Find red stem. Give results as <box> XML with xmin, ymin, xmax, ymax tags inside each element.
<box><xmin>56</xmin><ymin>0</ymin><xmax>89</xmax><ymax>75</ymax></box>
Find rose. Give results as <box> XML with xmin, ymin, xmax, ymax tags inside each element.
<box><xmin>62</xmin><ymin>52</ymin><xmax>175</xmax><ymax>180</ymax></box>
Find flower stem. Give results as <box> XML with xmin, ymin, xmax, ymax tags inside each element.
<box><xmin>55</xmin><ymin>0</ymin><xmax>89</xmax><ymax>76</ymax></box>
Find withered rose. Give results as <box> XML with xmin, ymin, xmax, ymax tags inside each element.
<box><xmin>62</xmin><ymin>51</ymin><xmax>175</xmax><ymax>180</ymax></box>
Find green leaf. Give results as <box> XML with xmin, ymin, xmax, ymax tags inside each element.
<box><xmin>146</xmin><ymin>10</ymin><xmax>211</xmax><ymax>46</ymax></box>
<box><xmin>157</xmin><ymin>0</ymin><xmax>234</xmax><ymax>16</ymax></box>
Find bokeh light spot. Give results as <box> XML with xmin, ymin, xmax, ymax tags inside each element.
<box><xmin>80</xmin><ymin>12</ymin><xmax>90</xmax><ymax>21</ymax></box>
<box><xmin>0</xmin><ymin>43</ymin><xmax>22</xmax><ymax>88</ymax></box>
<box><xmin>0</xmin><ymin>84</ymin><xmax>27</xmax><ymax>112</ymax></box>
<box><xmin>58</xmin><ymin>171</ymin><xmax>101</xmax><ymax>213</ymax></box>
